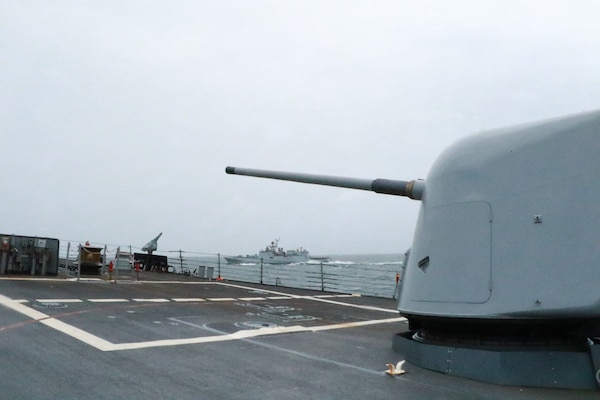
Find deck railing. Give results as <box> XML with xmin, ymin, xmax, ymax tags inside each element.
<box><xmin>59</xmin><ymin>243</ymin><xmax>402</xmax><ymax>299</ymax></box>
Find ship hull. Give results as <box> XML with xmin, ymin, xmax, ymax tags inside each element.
<box><xmin>224</xmin><ymin>255</ymin><xmax>310</xmax><ymax>264</ymax></box>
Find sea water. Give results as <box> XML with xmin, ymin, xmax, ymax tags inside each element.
<box><xmin>167</xmin><ymin>253</ymin><xmax>405</xmax><ymax>299</ymax></box>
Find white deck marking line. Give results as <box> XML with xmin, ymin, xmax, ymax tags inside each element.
<box><xmin>36</xmin><ymin>299</ymin><xmax>83</xmax><ymax>303</ymax></box>
<box><xmin>245</xmin><ymin>336</ymin><xmax>386</xmax><ymax>376</ymax></box>
<box><xmin>107</xmin><ymin>316</ymin><xmax>407</xmax><ymax>351</ymax></box>
<box><xmin>66</xmin><ymin>278</ymin><xmax>104</xmax><ymax>282</ymax></box>
<box><xmin>4</xmin><ymin>278</ymin><xmax>391</xmax><ymax>311</ymax></box>
<box><xmin>236</xmin><ymin>297</ymin><xmax>266</xmax><ymax>301</ymax></box>
<box><xmin>196</xmin><ymin>322</ymin><xmax>385</xmax><ymax>376</ymax></box>
<box><xmin>12</xmin><ymin>295</ymin><xmax>372</xmax><ymax>304</ymax></box>
<box><xmin>132</xmin><ymin>298</ymin><xmax>170</xmax><ymax>302</ymax></box>
<box><xmin>0</xmin><ymin>288</ymin><xmax>403</xmax><ymax>352</ymax></box>
<box><xmin>88</xmin><ymin>299</ymin><xmax>130</xmax><ymax>303</ymax></box>
<box><xmin>135</xmin><ymin>281</ymin><xmax>215</xmax><ymax>284</ymax></box>
<box><xmin>0</xmin><ymin>292</ymin><xmax>405</xmax><ymax>352</ymax></box>
<box><xmin>171</xmin><ymin>298</ymin><xmax>206</xmax><ymax>302</ymax></box>
<box><xmin>0</xmin><ymin>294</ymin><xmax>113</xmax><ymax>351</ymax></box>
<box><xmin>206</xmin><ymin>297</ymin><xmax>237</xmax><ymax>302</ymax></box>
<box><xmin>213</xmin><ymin>282</ymin><xmax>397</xmax><ymax>313</ymax></box>
<box><xmin>0</xmin><ymin>277</ymin><xmax>77</xmax><ymax>282</ymax></box>
<box><xmin>300</xmin><ymin>297</ymin><xmax>399</xmax><ymax>314</ymax></box>
<box><xmin>214</xmin><ymin>281</ymin><xmax>303</xmax><ymax>296</ymax></box>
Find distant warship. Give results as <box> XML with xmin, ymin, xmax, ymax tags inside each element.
<box><xmin>224</xmin><ymin>239</ymin><xmax>312</xmax><ymax>264</ymax></box>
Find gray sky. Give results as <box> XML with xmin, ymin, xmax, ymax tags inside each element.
<box><xmin>2</xmin><ymin>1</ymin><xmax>599</xmax><ymax>255</ymax></box>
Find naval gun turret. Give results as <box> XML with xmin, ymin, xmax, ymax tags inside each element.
<box><xmin>227</xmin><ymin>110</ymin><xmax>600</xmax><ymax>390</ymax></box>
<box><xmin>225</xmin><ymin>166</ymin><xmax>425</xmax><ymax>199</ymax></box>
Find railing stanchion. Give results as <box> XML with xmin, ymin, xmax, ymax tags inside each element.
<box><xmin>321</xmin><ymin>261</ymin><xmax>324</xmax><ymax>292</ymax></box>
<box><xmin>260</xmin><ymin>258</ymin><xmax>264</xmax><ymax>285</ymax></box>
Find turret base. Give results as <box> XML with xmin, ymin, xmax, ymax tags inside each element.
<box><xmin>393</xmin><ymin>331</ymin><xmax>600</xmax><ymax>390</ymax></box>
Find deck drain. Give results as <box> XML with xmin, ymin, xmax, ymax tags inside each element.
<box><xmin>34</xmin><ymin>302</ymin><xmax>67</xmax><ymax>309</ymax></box>
<box><xmin>235</xmin><ymin>321</ymin><xmax>278</xmax><ymax>330</ymax></box>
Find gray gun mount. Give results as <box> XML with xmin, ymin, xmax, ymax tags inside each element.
<box><xmin>225</xmin><ymin>166</ymin><xmax>425</xmax><ymax>200</ymax></box>
<box><xmin>225</xmin><ymin>110</ymin><xmax>600</xmax><ymax>390</ymax></box>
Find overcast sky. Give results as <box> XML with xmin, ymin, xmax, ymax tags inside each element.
<box><xmin>1</xmin><ymin>1</ymin><xmax>599</xmax><ymax>256</ymax></box>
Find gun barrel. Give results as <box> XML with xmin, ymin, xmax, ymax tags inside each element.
<box><xmin>225</xmin><ymin>166</ymin><xmax>424</xmax><ymax>200</ymax></box>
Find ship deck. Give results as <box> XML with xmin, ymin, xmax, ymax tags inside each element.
<box><xmin>0</xmin><ymin>272</ymin><xmax>595</xmax><ymax>399</ymax></box>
